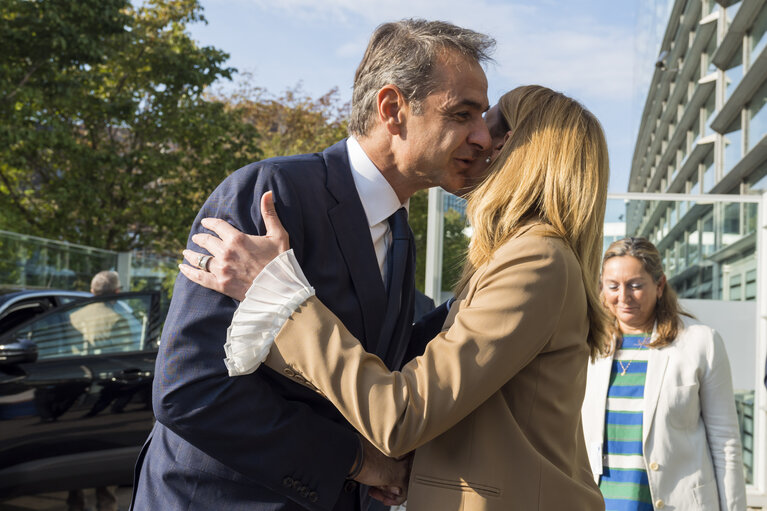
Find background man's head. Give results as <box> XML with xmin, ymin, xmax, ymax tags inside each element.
<box><xmin>349</xmin><ymin>19</ymin><xmax>495</xmax><ymax>137</ymax></box>
<box><xmin>90</xmin><ymin>270</ymin><xmax>121</xmax><ymax>296</ymax></box>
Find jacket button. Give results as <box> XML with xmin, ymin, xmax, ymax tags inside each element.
<box><xmin>309</xmin><ymin>491</ymin><xmax>318</xmax><ymax>502</ymax></box>
<box><xmin>283</xmin><ymin>368</ymin><xmax>296</xmax><ymax>377</ymax></box>
<box><xmin>299</xmin><ymin>486</ymin><xmax>310</xmax><ymax>497</ymax></box>
<box><xmin>282</xmin><ymin>477</ymin><xmax>293</xmax><ymax>487</ymax></box>
<box><xmin>344</xmin><ymin>480</ymin><xmax>358</xmax><ymax>493</ymax></box>
<box><xmin>649</xmin><ymin>462</ymin><xmax>659</xmax><ymax>471</ymax></box>
<box><xmin>655</xmin><ymin>499</ymin><xmax>664</xmax><ymax>509</ymax></box>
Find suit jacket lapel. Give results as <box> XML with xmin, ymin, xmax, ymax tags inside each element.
<box><xmin>323</xmin><ymin>140</ymin><xmax>387</xmax><ymax>353</ymax></box>
<box><xmin>643</xmin><ymin>328</ymin><xmax>669</xmax><ymax>446</ymax></box>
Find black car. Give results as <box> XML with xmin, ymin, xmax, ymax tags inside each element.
<box><xmin>0</xmin><ymin>289</ymin><xmax>162</xmax><ymax>499</ymax></box>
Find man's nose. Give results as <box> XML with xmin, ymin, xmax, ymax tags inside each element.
<box><xmin>469</xmin><ymin>118</ymin><xmax>491</xmax><ymax>151</ymax></box>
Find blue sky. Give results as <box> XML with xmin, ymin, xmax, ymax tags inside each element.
<box><xmin>188</xmin><ymin>0</ymin><xmax>673</xmax><ymax>193</ymax></box>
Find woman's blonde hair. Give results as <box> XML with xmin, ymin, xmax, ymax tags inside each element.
<box><xmin>456</xmin><ymin>85</ymin><xmax>611</xmax><ymax>359</ymax></box>
<box><xmin>601</xmin><ymin>237</ymin><xmax>691</xmax><ymax>351</ymax></box>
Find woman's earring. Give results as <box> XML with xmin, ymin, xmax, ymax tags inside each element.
<box><xmin>485</xmin><ymin>157</ymin><xmax>491</xmax><ymax>163</ymax></box>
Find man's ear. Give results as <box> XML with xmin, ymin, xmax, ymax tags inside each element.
<box><xmin>377</xmin><ymin>84</ymin><xmax>406</xmax><ymax>136</ymax></box>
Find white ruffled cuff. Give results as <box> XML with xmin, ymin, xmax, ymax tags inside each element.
<box><xmin>224</xmin><ymin>249</ymin><xmax>314</xmax><ymax>376</ymax></box>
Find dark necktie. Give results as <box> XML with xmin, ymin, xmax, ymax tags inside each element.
<box><xmin>378</xmin><ymin>207</ymin><xmax>415</xmax><ymax>368</ymax></box>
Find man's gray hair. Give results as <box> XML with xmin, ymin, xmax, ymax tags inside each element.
<box><xmin>91</xmin><ymin>270</ymin><xmax>121</xmax><ymax>296</ymax></box>
<box><xmin>348</xmin><ymin>19</ymin><xmax>495</xmax><ymax>137</ymax></box>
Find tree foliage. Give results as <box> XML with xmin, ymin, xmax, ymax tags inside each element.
<box><xmin>0</xmin><ymin>0</ymin><xmax>261</xmax><ymax>252</ymax></box>
<box><xmin>213</xmin><ymin>78</ymin><xmax>349</xmax><ymax>158</ymax></box>
<box><xmin>410</xmin><ymin>190</ymin><xmax>469</xmax><ymax>295</ymax></box>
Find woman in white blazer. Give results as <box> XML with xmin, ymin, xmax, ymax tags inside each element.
<box><xmin>582</xmin><ymin>237</ymin><xmax>746</xmax><ymax>511</ymax></box>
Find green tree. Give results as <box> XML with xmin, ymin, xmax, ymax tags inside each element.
<box><xmin>0</xmin><ymin>0</ymin><xmax>261</xmax><ymax>252</ymax></box>
<box><xmin>216</xmin><ymin>79</ymin><xmax>349</xmax><ymax>158</ymax></box>
<box><xmin>410</xmin><ymin>190</ymin><xmax>469</xmax><ymax>294</ymax></box>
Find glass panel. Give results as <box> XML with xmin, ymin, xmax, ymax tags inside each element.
<box><xmin>441</xmin><ymin>193</ymin><xmax>469</xmax><ymax>300</ymax></box>
<box><xmin>751</xmin><ymin>5</ymin><xmax>767</xmax><ymax>65</ymax></box>
<box><xmin>706</xmin><ymin>33</ymin><xmax>718</xmax><ymax>74</ymax></box>
<box><xmin>748</xmin><ymin>80</ymin><xmax>767</xmax><ymax>152</ymax></box>
<box><xmin>726</xmin><ymin>1</ymin><xmax>742</xmax><ymax>26</ymax></box>
<box><xmin>11</xmin><ymin>295</ymin><xmax>152</xmax><ymax>360</ymax></box>
<box><xmin>729</xmin><ymin>273</ymin><xmax>742</xmax><ymax>300</ymax></box>
<box><xmin>745</xmin><ymin>269</ymin><xmax>757</xmax><ymax>300</ymax></box>
<box><xmin>702</xmin><ymin>209</ymin><xmax>715</xmax><ymax>256</ymax></box>
<box><xmin>703</xmin><ymin>154</ymin><xmax>716</xmax><ymax>192</ymax></box>
<box><xmin>688</xmin><ymin>226</ymin><xmax>700</xmax><ymax>264</ymax></box>
<box><xmin>725</xmin><ymin>50</ymin><xmax>743</xmax><ymax>101</ymax></box>
<box><xmin>723</xmin><ymin>203</ymin><xmax>741</xmax><ymax>243</ymax></box>
<box><xmin>704</xmin><ymin>92</ymin><xmax>716</xmax><ymax>137</ymax></box>
<box><xmin>747</xmin><ymin>164</ymin><xmax>767</xmax><ymax>192</ymax></box>
<box><xmin>0</xmin><ymin>231</ymin><xmax>118</xmax><ymax>290</ymax></box>
<box><xmin>745</xmin><ymin>203</ymin><xmax>758</xmax><ymax>234</ymax></box>
<box><xmin>723</xmin><ymin>123</ymin><xmax>742</xmax><ymax>175</ymax></box>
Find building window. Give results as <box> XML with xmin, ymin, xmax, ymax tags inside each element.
<box><xmin>729</xmin><ymin>273</ymin><xmax>743</xmax><ymax>301</ymax></box>
<box><xmin>703</xmin><ymin>153</ymin><xmax>716</xmax><ymax>192</ymax></box>
<box><xmin>725</xmin><ymin>49</ymin><xmax>744</xmax><ymax>101</ymax></box>
<box><xmin>705</xmin><ymin>33</ymin><xmax>717</xmax><ymax>74</ymax></box>
<box><xmin>723</xmin><ymin>119</ymin><xmax>743</xmax><ymax>175</ymax></box>
<box><xmin>704</xmin><ymin>92</ymin><xmax>716</xmax><ymax>136</ymax></box>
<box><xmin>726</xmin><ymin>1</ymin><xmax>742</xmax><ymax>27</ymax></box>
<box><xmin>751</xmin><ymin>5</ymin><xmax>767</xmax><ymax>65</ymax></box>
<box><xmin>723</xmin><ymin>202</ymin><xmax>741</xmax><ymax>242</ymax></box>
<box><xmin>745</xmin><ymin>202</ymin><xmax>758</xmax><ymax>234</ymax></box>
<box><xmin>747</xmin><ymin>163</ymin><xmax>767</xmax><ymax>192</ymax></box>
<box><xmin>702</xmin><ymin>211</ymin><xmax>715</xmax><ymax>256</ymax></box>
<box><xmin>748</xmin><ymin>80</ymin><xmax>767</xmax><ymax>152</ymax></box>
<box><xmin>745</xmin><ymin>269</ymin><xmax>757</xmax><ymax>300</ymax></box>
<box><xmin>689</xmin><ymin>166</ymin><xmax>700</xmax><ymax>193</ymax></box>
<box><xmin>688</xmin><ymin>227</ymin><xmax>700</xmax><ymax>264</ymax></box>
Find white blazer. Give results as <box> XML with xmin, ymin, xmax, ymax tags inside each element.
<box><xmin>581</xmin><ymin>316</ymin><xmax>747</xmax><ymax>511</ymax></box>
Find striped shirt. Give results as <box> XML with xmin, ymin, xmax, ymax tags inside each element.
<box><xmin>599</xmin><ymin>334</ymin><xmax>652</xmax><ymax>511</ymax></box>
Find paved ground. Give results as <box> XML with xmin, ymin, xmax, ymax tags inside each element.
<box><xmin>0</xmin><ymin>487</ymin><xmax>132</xmax><ymax>511</ymax></box>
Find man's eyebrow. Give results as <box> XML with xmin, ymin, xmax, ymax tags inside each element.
<box><xmin>447</xmin><ymin>99</ymin><xmax>488</xmax><ymax>111</ymax></box>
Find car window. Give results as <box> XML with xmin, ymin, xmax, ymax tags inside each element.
<box><xmin>58</xmin><ymin>296</ymin><xmax>84</xmax><ymax>305</ymax></box>
<box><xmin>11</xmin><ymin>295</ymin><xmax>154</xmax><ymax>360</ymax></box>
<box><xmin>0</xmin><ymin>297</ymin><xmax>56</xmax><ymax>333</ymax></box>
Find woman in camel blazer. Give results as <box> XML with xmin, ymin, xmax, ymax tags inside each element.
<box><xmin>183</xmin><ymin>85</ymin><xmax>612</xmax><ymax>510</ymax></box>
<box><xmin>581</xmin><ymin>237</ymin><xmax>746</xmax><ymax>511</ymax></box>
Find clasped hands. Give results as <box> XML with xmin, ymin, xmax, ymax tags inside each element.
<box><xmin>179</xmin><ymin>191</ymin><xmax>411</xmax><ymax>505</ymax></box>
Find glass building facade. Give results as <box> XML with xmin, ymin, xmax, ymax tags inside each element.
<box><xmin>626</xmin><ymin>0</ymin><xmax>767</xmax><ymax>501</ymax></box>
<box><xmin>628</xmin><ymin>0</ymin><xmax>767</xmax><ymax>303</ymax></box>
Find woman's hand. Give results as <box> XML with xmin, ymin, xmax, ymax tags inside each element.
<box><xmin>179</xmin><ymin>191</ymin><xmax>290</xmax><ymax>301</ymax></box>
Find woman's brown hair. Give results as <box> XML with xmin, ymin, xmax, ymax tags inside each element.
<box><xmin>601</xmin><ymin>236</ymin><xmax>692</xmax><ymax>353</ymax></box>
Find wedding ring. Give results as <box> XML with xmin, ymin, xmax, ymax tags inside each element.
<box><xmin>197</xmin><ymin>254</ymin><xmax>212</xmax><ymax>272</ymax></box>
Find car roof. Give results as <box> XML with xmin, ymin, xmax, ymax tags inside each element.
<box><xmin>0</xmin><ymin>289</ymin><xmax>92</xmax><ymax>309</ymax></box>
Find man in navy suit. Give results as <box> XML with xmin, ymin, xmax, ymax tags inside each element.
<box><xmin>131</xmin><ymin>19</ymin><xmax>493</xmax><ymax>511</ymax></box>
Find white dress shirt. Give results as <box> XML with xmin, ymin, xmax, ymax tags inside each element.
<box><xmin>346</xmin><ymin>136</ymin><xmax>408</xmax><ymax>285</ymax></box>
<box><xmin>223</xmin><ymin>138</ymin><xmax>410</xmax><ymax>376</ymax></box>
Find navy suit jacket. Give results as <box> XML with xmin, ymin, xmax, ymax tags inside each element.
<box><xmin>132</xmin><ymin>140</ymin><xmax>413</xmax><ymax>511</ymax></box>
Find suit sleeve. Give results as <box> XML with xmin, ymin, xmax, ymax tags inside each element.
<box><xmin>153</xmin><ymin>164</ymin><xmax>358</xmax><ymax>511</ymax></box>
<box><xmin>699</xmin><ymin>329</ymin><xmax>747</xmax><ymax>510</ymax></box>
<box><xmin>265</xmin><ymin>236</ymin><xmax>569</xmax><ymax>457</ymax></box>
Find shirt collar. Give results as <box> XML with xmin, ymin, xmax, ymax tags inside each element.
<box><xmin>347</xmin><ymin>136</ymin><xmax>408</xmax><ymax>227</ymax></box>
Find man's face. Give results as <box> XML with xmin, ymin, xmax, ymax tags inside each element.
<box><xmin>397</xmin><ymin>52</ymin><xmax>491</xmax><ymax>195</ymax></box>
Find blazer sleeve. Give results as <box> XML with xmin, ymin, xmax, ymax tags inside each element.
<box><xmin>265</xmin><ymin>235</ymin><xmax>571</xmax><ymax>458</ymax></box>
<box><xmin>153</xmin><ymin>164</ymin><xmax>358</xmax><ymax>511</ymax></box>
<box><xmin>699</xmin><ymin>329</ymin><xmax>748</xmax><ymax>510</ymax></box>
